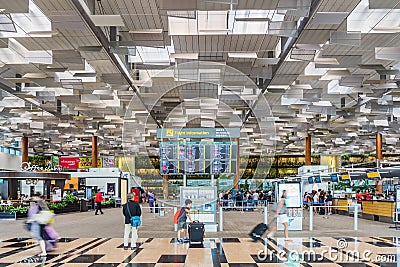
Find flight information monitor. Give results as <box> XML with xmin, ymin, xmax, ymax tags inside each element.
<box><xmin>159</xmin><ymin>141</ymin><xmax>237</xmax><ymax>175</ymax></box>
<box><xmin>160</xmin><ymin>142</ymin><xmax>184</xmax><ymax>175</ymax></box>
<box><xmin>212</xmin><ymin>142</ymin><xmax>237</xmax><ymax>174</ymax></box>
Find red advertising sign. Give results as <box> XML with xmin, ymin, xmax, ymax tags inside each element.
<box><xmin>59</xmin><ymin>157</ymin><xmax>80</xmax><ymax>169</ymax></box>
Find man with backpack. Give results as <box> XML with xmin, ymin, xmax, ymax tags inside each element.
<box><xmin>174</xmin><ymin>199</ymin><xmax>198</xmax><ymax>244</ymax></box>
<box><xmin>122</xmin><ymin>193</ymin><xmax>141</xmax><ymax>250</ymax></box>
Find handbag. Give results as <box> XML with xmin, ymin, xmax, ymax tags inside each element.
<box><xmin>33</xmin><ymin>210</ymin><xmax>55</xmax><ymax>225</ymax></box>
<box><xmin>131</xmin><ymin>216</ymin><xmax>141</xmax><ymax>227</ymax></box>
<box><xmin>127</xmin><ymin>203</ymin><xmax>141</xmax><ymax>227</ymax></box>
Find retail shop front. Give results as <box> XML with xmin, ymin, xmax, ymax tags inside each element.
<box><xmin>0</xmin><ymin>171</ymin><xmax>70</xmax><ymax>200</ymax></box>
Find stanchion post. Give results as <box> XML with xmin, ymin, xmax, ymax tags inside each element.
<box><xmin>354</xmin><ymin>205</ymin><xmax>358</xmax><ymax>231</ymax></box>
<box><xmin>309</xmin><ymin>208</ymin><xmax>313</xmax><ymax>231</ymax></box>
<box><xmin>264</xmin><ymin>205</ymin><xmax>268</xmax><ymax>225</ymax></box>
<box><xmin>173</xmin><ymin>207</ymin><xmax>177</xmax><ymax>232</ymax></box>
<box><xmin>219</xmin><ymin>206</ymin><xmax>223</xmax><ymax>232</ymax></box>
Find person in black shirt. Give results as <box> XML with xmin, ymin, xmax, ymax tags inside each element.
<box><xmin>326</xmin><ymin>190</ymin><xmax>333</xmax><ymax>215</ymax></box>
<box><xmin>122</xmin><ymin>193</ymin><xmax>142</xmax><ymax>250</ymax></box>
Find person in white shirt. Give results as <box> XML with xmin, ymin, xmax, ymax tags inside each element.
<box><xmin>313</xmin><ymin>191</ymin><xmax>320</xmax><ymax>213</ymax></box>
<box><xmin>252</xmin><ymin>191</ymin><xmax>259</xmax><ymax>206</ymax></box>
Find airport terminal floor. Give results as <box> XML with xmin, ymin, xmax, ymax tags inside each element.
<box><xmin>1</xmin><ymin>207</ymin><xmax>399</xmax><ymax>266</ymax></box>
<box><xmin>3</xmin><ymin>0</ymin><xmax>400</xmax><ymax>266</ymax></box>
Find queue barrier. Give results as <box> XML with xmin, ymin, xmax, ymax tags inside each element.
<box><xmin>308</xmin><ymin>205</ymin><xmax>359</xmax><ymax>231</ymax></box>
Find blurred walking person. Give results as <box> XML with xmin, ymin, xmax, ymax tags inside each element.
<box><xmin>26</xmin><ymin>193</ymin><xmax>53</xmax><ymax>257</ymax></box>
<box><xmin>267</xmin><ymin>190</ymin><xmax>290</xmax><ymax>240</ymax></box>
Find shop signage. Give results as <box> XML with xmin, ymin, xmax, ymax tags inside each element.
<box><xmin>52</xmin><ymin>189</ymin><xmax>62</xmax><ymax>202</ymax></box>
<box><xmin>340</xmin><ymin>172</ymin><xmax>351</xmax><ymax>181</ymax></box>
<box><xmin>59</xmin><ymin>157</ymin><xmax>80</xmax><ymax>169</ymax></box>
<box><xmin>157</xmin><ymin>128</ymin><xmax>240</xmax><ymax>139</ymax></box>
<box><xmin>51</xmin><ymin>156</ymin><xmax>59</xmax><ymax>168</ymax></box>
<box><xmin>21</xmin><ymin>162</ymin><xmax>62</xmax><ymax>172</ymax></box>
<box><xmin>102</xmin><ymin>156</ymin><xmax>115</xmax><ymax>168</ymax></box>
<box><xmin>78</xmin><ymin>157</ymin><xmax>102</xmax><ymax>168</ymax></box>
<box><xmin>366</xmin><ymin>169</ymin><xmax>380</xmax><ymax>179</ymax></box>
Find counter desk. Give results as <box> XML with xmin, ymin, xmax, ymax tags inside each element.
<box><xmin>361</xmin><ymin>199</ymin><xmax>395</xmax><ymax>223</ymax></box>
<box><xmin>333</xmin><ymin>198</ymin><xmax>395</xmax><ymax>223</ymax></box>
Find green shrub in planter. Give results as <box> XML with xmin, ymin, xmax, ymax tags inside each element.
<box><xmin>8</xmin><ymin>205</ymin><xmax>29</xmax><ymax>214</ymax></box>
<box><xmin>62</xmin><ymin>193</ymin><xmax>79</xmax><ymax>204</ymax></box>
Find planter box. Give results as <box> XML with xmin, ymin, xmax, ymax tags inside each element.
<box><xmin>0</xmin><ymin>212</ymin><xmax>16</xmax><ymax>220</ymax></box>
<box><xmin>53</xmin><ymin>203</ymin><xmax>80</xmax><ymax>214</ymax></box>
<box><xmin>16</xmin><ymin>213</ymin><xmax>27</xmax><ymax>218</ymax></box>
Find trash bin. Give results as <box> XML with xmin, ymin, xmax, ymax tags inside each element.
<box><xmin>155</xmin><ymin>203</ymin><xmax>159</xmax><ymax>214</ymax></box>
<box><xmin>80</xmin><ymin>199</ymin><xmax>88</xmax><ymax>212</ymax></box>
<box><xmin>115</xmin><ymin>198</ymin><xmax>122</xmax><ymax>208</ymax></box>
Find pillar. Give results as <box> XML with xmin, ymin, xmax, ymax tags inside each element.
<box><xmin>44</xmin><ymin>180</ymin><xmax>51</xmax><ymax>200</ymax></box>
<box><xmin>376</xmin><ymin>133</ymin><xmax>382</xmax><ymax>168</ymax></box>
<box><xmin>8</xmin><ymin>179</ymin><xmax>18</xmax><ymax>199</ymax></box>
<box><xmin>92</xmin><ymin>135</ymin><xmax>98</xmax><ymax>168</ymax></box>
<box><xmin>162</xmin><ymin>175</ymin><xmax>168</xmax><ymax>200</ymax></box>
<box><xmin>21</xmin><ymin>136</ymin><xmax>28</xmax><ymax>170</ymax></box>
<box><xmin>305</xmin><ymin>134</ymin><xmax>311</xmax><ymax>166</ymax></box>
<box><xmin>234</xmin><ymin>138</ymin><xmax>240</xmax><ymax>190</ymax></box>
<box><xmin>54</xmin><ymin>179</ymin><xmax>65</xmax><ymax>196</ymax></box>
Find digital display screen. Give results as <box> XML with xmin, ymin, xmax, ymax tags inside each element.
<box><xmin>314</xmin><ymin>176</ymin><xmax>321</xmax><ymax>183</ymax></box>
<box><xmin>308</xmin><ymin>177</ymin><xmax>314</xmax><ymax>184</ymax></box>
<box><xmin>160</xmin><ymin>141</ymin><xmax>237</xmax><ymax>175</ymax></box>
<box><xmin>331</xmin><ymin>174</ymin><xmax>339</xmax><ymax>183</ymax></box>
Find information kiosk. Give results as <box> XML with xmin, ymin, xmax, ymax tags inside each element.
<box><xmin>276</xmin><ymin>182</ymin><xmax>303</xmax><ymax>231</ymax></box>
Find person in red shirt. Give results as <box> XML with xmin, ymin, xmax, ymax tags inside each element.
<box><xmin>95</xmin><ymin>189</ymin><xmax>104</xmax><ymax>215</ymax></box>
<box><xmin>356</xmin><ymin>190</ymin><xmax>363</xmax><ymax>203</ymax></box>
<box><xmin>363</xmin><ymin>190</ymin><xmax>372</xmax><ymax>201</ymax></box>
<box><xmin>132</xmin><ymin>188</ymin><xmax>140</xmax><ymax>203</ymax></box>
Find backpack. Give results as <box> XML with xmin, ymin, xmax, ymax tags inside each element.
<box><xmin>173</xmin><ymin>207</ymin><xmax>185</xmax><ymax>224</ymax></box>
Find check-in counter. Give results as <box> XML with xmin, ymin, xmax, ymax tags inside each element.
<box><xmin>361</xmin><ymin>200</ymin><xmax>395</xmax><ymax>223</ymax></box>
<box><xmin>332</xmin><ymin>198</ymin><xmax>352</xmax><ymax>214</ymax></box>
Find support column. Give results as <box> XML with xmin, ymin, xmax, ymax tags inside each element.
<box><xmin>54</xmin><ymin>180</ymin><xmax>65</xmax><ymax>196</ymax></box>
<box><xmin>305</xmin><ymin>134</ymin><xmax>311</xmax><ymax>166</ymax></box>
<box><xmin>8</xmin><ymin>179</ymin><xmax>18</xmax><ymax>199</ymax></box>
<box><xmin>234</xmin><ymin>138</ymin><xmax>240</xmax><ymax>190</ymax></box>
<box><xmin>92</xmin><ymin>135</ymin><xmax>98</xmax><ymax>168</ymax></box>
<box><xmin>376</xmin><ymin>133</ymin><xmax>382</xmax><ymax>168</ymax></box>
<box><xmin>44</xmin><ymin>180</ymin><xmax>51</xmax><ymax>200</ymax></box>
<box><xmin>21</xmin><ymin>136</ymin><xmax>28</xmax><ymax>170</ymax></box>
<box><xmin>162</xmin><ymin>175</ymin><xmax>168</xmax><ymax>200</ymax></box>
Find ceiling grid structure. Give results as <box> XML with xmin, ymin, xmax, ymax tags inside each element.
<box><xmin>0</xmin><ymin>0</ymin><xmax>399</xmax><ymax>158</ymax></box>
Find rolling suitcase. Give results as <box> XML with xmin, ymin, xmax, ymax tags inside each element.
<box><xmin>188</xmin><ymin>220</ymin><xmax>205</xmax><ymax>245</ymax></box>
<box><xmin>249</xmin><ymin>223</ymin><xmax>268</xmax><ymax>241</ymax></box>
<box><xmin>249</xmin><ymin>218</ymin><xmax>277</xmax><ymax>241</ymax></box>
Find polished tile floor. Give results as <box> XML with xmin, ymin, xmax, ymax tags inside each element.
<box><xmin>0</xmin><ymin>237</ymin><xmax>399</xmax><ymax>266</ymax></box>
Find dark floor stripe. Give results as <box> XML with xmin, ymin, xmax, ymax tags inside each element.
<box><xmin>213</xmin><ymin>242</ymin><xmax>227</xmax><ymax>264</ymax></box>
<box><xmin>259</xmin><ymin>238</ymin><xmax>278</xmax><ymax>253</ymax></box>
<box><xmin>64</xmin><ymin>237</ymin><xmax>102</xmax><ymax>255</ymax></box>
<box><xmin>122</xmin><ymin>248</ymin><xmax>144</xmax><ymax>263</ymax></box>
<box><xmin>52</xmin><ymin>238</ymin><xmax>103</xmax><ymax>263</ymax></box>
<box><xmin>79</xmin><ymin>238</ymin><xmax>111</xmax><ymax>254</ymax></box>
<box><xmin>266</xmin><ymin>238</ymin><xmax>290</xmax><ymax>254</ymax></box>
<box><xmin>0</xmin><ymin>244</ymin><xmax>36</xmax><ymax>259</ymax></box>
